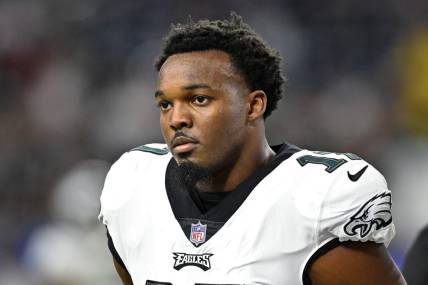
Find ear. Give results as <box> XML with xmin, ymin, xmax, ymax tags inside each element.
<box><xmin>247</xmin><ymin>90</ymin><xmax>267</xmax><ymax>121</ymax></box>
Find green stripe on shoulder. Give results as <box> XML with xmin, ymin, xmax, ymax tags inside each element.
<box><xmin>131</xmin><ymin>145</ymin><xmax>169</xmax><ymax>155</ymax></box>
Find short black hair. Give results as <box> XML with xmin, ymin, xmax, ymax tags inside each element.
<box><xmin>155</xmin><ymin>13</ymin><xmax>285</xmax><ymax>118</ymax></box>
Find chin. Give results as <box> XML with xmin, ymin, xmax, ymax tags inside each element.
<box><xmin>175</xmin><ymin>153</ymin><xmax>209</xmax><ymax>169</ymax></box>
<box><xmin>174</xmin><ymin>151</ymin><xmax>190</xmax><ymax>161</ymax></box>
<box><xmin>175</xmin><ymin>157</ymin><xmax>211</xmax><ymax>186</ymax></box>
<box><xmin>174</xmin><ymin>153</ymin><xmax>197</xmax><ymax>165</ymax></box>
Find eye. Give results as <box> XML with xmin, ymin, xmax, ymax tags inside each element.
<box><xmin>157</xmin><ymin>100</ymin><xmax>172</xmax><ymax>111</ymax></box>
<box><xmin>192</xmin><ymin>95</ymin><xmax>210</xmax><ymax>106</ymax></box>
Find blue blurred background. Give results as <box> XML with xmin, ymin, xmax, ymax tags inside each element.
<box><xmin>1</xmin><ymin>0</ymin><xmax>428</xmax><ymax>284</ymax></box>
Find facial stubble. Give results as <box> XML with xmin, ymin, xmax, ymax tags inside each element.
<box><xmin>176</xmin><ymin>159</ymin><xmax>211</xmax><ymax>190</ymax></box>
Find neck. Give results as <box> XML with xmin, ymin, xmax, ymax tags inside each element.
<box><xmin>197</xmin><ymin>129</ymin><xmax>275</xmax><ymax>193</ymax></box>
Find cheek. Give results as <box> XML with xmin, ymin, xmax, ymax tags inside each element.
<box><xmin>200</xmin><ymin>105</ymin><xmax>246</xmax><ymax>144</ymax></box>
<box><xmin>218</xmin><ymin>103</ymin><xmax>246</xmax><ymax>131</ymax></box>
<box><xmin>159</xmin><ymin>115</ymin><xmax>171</xmax><ymax>140</ymax></box>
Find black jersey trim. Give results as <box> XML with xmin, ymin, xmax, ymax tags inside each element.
<box><xmin>166</xmin><ymin>142</ymin><xmax>302</xmax><ymax>246</ymax></box>
<box><xmin>302</xmin><ymin>238</ymin><xmax>341</xmax><ymax>285</ymax></box>
<box><xmin>197</xmin><ymin>190</ymin><xmax>232</xmax><ymax>213</ymax></box>
<box><xmin>106</xmin><ymin>228</ymin><xmax>130</xmax><ymax>276</ymax></box>
<box><xmin>146</xmin><ymin>280</ymin><xmax>173</xmax><ymax>285</ymax></box>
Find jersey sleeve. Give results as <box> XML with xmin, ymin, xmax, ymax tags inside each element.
<box><xmin>98</xmin><ymin>151</ymin><xmax>141</xmax><ymax>227</ymax></box>
<box><xmin>99</xmin><ymin>143</ymin><xmax>170</xmax><ymax>226</ymax></box>
<box><xmin>316</xmin><ymin>160</ymin><xmax>396</xmax><ymax>246</ymax></box>
<box><xmin>98</xmin><ymin>144</ymin><xmax>171</xmax><ymax>271</ymax></box>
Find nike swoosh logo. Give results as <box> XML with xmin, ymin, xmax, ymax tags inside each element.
<box><xmin>347</xmin><ymin>165</ymin><xmax>368</xmax><ymax>182</ymax></box>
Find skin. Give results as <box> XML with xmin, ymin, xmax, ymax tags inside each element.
<box><xmin>113</xmin><ymin>259</ymin><xmax>133</xmax><ymax>285</ymax></box>
<box><xmin>113</xmin><ymin>49</ymin><xmax>407</xmax><ymax>285</ymax></box>
<box><xmin>309</xmin><ymin>242</ymin><xmax>407</xmax><ymax>285</ymax></box>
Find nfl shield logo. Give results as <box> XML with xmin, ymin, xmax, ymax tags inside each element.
<box><xmin>190</xmin><ymin>221</ymin><xmax>207</xmax><ymax>246</ymax></box>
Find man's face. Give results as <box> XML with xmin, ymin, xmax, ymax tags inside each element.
<box><xmin>156</xmin><ymin>50</ymin><xmax>250</xmax><ymax>172</ymax></box>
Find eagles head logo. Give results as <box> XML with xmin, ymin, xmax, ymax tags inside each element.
<box><xmin>344</xmin><ymin>192</ymin><xmax>392</xmax><ymax>238</ymax></box>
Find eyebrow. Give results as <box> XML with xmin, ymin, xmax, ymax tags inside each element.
<box><xmin>183</xmin><ymin>83</ymin><xmax>212</xmax><ymax>91</ymax></box>
<box><xmin>154</xmin><ymin>90</ymin><xmax>164</xmax><ymax>98</ymax></box>
<box><xmin>155</xmin><ymin>83</ymin><xmax>212</xmax><ymax>98</ymax></box>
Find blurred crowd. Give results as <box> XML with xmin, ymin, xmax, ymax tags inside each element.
<box><xmin>1</xmin><ymin>0</ymin><xmax>427</xmax><ymax>284</ymax></box>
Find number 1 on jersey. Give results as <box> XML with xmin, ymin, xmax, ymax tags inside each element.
<box><xmin>296</xmin><ymin>155</ymin><xmax>347</xmax><ymax>173</ymax></box>
<box><xmin>146</xmin><ymin>281</ymin><xmax>243</xmax><ymax>285</ymax></box>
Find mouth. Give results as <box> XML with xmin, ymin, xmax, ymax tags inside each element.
<box><xmin>171</xmin><ymin>136</ymin><xmax>199</xmax><ymax>155</ymax></box>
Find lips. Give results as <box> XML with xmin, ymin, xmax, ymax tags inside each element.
<box><xmin>171</xmin><ymin>136</ymin><xmax>198</xmax><ymax>154</ymax></box>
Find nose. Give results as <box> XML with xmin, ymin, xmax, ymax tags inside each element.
<box><xmin>169</xmin><ymin>103</ymin><xmax>192</xmax><ymax>131</ymax></box>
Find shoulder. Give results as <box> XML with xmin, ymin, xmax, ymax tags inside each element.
<box><xmin>290</xmin><ymin>149</ymin><xmax>388</xmax><ymax>199</ymax></box>
<box><xmin>105</xmin><ymin>143</ymin><xmax>170</xmax><ymax>184</ymax></box>
<box><xmin>99</xmin><ymin>143</ymin><xmax>171</xmax><ymax>224</ymax></box>
<box><xmin>129</xmin><ymin>143</ymin><xmax>170</xmax><ymax>156</ymax></box>
<box><xmin>303</xmin><ymin>150</ymin><xmax>388</xmax><ymax>206</ymax></box>
<box><xmin>115</xmin><ymin>143</ymin><xmax>171</xmax><ymax>168</ymax></box>
<box><xmin>291</xmin><ymin>149</ymin><xmax>395</xmax><ymax>245</ymax></box>
<box><xmin>292</xmin><ymin>149</ymin><xmax>387</xmax><ymax>194</ymax></box>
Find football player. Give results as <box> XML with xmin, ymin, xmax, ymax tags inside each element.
<box><xmin>99</xmin><ymin>14</ymin><xmax>407</xmax><ymax>285</ymax></box>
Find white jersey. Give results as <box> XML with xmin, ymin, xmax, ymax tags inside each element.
<box><xmin>99</xmin><ymin>143</ymin><xmax>395</xmax><ymax>285</ymax></box>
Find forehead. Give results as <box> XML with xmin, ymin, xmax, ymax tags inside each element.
<box><xmin>158</xmin><ymin>50</ymin><xmax>244</xmax><ymax>89</ymax></box>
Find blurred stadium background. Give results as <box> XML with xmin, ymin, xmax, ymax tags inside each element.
<box><xmin>1</xmin><ymin>0</ymin><xmax>427</xmax><ymax>284</ymax></box>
